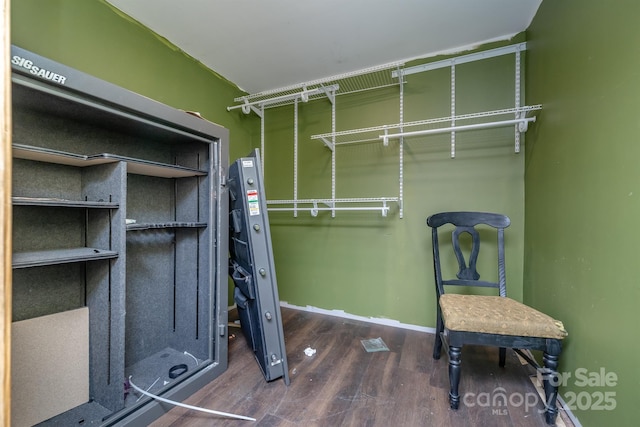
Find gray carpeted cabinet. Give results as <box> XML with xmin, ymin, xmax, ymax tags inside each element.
<box><xmin>10</xmin><ymin>46</ymin><xmax>230</xmax><ymax>426</ymax></box>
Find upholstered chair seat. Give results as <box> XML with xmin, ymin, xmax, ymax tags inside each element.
<box><xmin>439</xmin><ymin>294</ymin><xmax>568</xmax><ymax>339</ymax></box>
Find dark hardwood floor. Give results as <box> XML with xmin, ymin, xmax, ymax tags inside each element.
<box><xmin>151</xmin><ymin>308</ymin><xmax>574</xmax><ymax>427</ymax></box>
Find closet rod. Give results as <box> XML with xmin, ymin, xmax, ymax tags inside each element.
<box><xmin>268</xmin><ymin>206</ymin><xmax>390</xmax><ymax>217</ymax></box>
<box><xmin>380</xmin><ymin>116</ymin><xmax>536</xmax><ymax>143</ymax></box>
<box><xmin>267</xmin><ymin>197</ymin><xmax>398</xmax><ymax>217</ymax></box>
<box><xmin>267</xmin><ymin>197</ymin><xmax>398</xmax><ymax>204</ymax></box>
<box><xmin>268</xmin><ymin>206</ymin><xmax>388</xmax><ymax>212</ymax></box>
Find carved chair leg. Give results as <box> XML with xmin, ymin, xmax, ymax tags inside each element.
<box><xmin>542</xmin><ymin>340</ymin><xmax>562</xmax><ymax>425</ymax></box>
<box><xmin>499</xmin><ymin>347</ymin><xmax>506</xmax><ymax>367</ymax></box>
<box><xmin>433</xmin><ymin>308</ymin><xmax>443</xmax><ymax>359</ymax></box>
<box><xmin>448</xmin><ymin>345</ymin><xmax>462</xmax><ymax>410</ymax></box>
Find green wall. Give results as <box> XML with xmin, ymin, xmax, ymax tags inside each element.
<box><xmin>11</xmin><ymin>2</ymin><xmax>639</xmax><ymax>424</ymax></box>
<box><xmin>260</xmin><ymin>39</ymin><xmax>527</xmax><ymax>327</ymax></box>
<box><xmin>10</xmin><ymin>0</ymin><xmax>256</xmax><ymax>161</ymax></box>
<box><xmin>526</xmin><ymin>1</ymin><xmax>639</xmax><ymax>425</ymax></box>
<box><xmin>15</xmin><ymin>2</ymin><xmax>612</xmax><ymax>422</ymax></box>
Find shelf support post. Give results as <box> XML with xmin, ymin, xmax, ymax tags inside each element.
<box><xmin>514</xmin><ymin>45</ymin><xmax>523</xmax><ymax>153</ymax></box>
<box><xmin>293</xmin><ymin>98</ymin><xmax>299</xmax><ymax>217</ymax></box>
<box><xmin>260</xmin><ymin>105</ymin><xmax>265</xmax><ymax>174</ymax></box>
<box><xmin>450</xmin><ymin>62</ymin><xmax>456</xmax><ymax>159</ymax></box>
<box><xmin>397</xmin><ymin>65</ymin><xmax>405</xmax><ymax>219</ymax></box>
<box><xmin>331</xmin><ymin>86</ymin><xmax>336</xmax><ymax>218</ymax></box>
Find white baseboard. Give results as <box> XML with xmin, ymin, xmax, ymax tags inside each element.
<box><xmin>556</xmin><ymin>395</ymin><xmax>583</xmax><ymax>427</ymax></box>
<box><xmin>279</xmin><ymin>301</ymin><xmax>436</xmax><ymax>334</ymax></box>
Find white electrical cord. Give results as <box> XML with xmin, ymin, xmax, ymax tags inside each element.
<box><xmin>136</xmin><ymin>377</ymin><xmax>160</xmax><ymax>402</ymax></box>
<box><xmin>128</xmin><ymin>376</ymin><xmax>256</xmax><ymax>421</ymax></box>
<box><xmin>183</xmin><ymin>351</ymin><xmax>199</xmax><ymax>366</ymax></box>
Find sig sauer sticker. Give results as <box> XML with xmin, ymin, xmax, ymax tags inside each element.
<box><xmin>247</xmin><ymin>189</ymin><xmax>260</xmax><ymax>216</ymax></box>
<box><xmin>11</xmin><ymin>55</ymin><xmax>68</xmax><ymax>85</ymax></box>
<box><xmin>242</xmin><ymin>160</ymin><xmax>254</xmax><ymax>168</ymax></box>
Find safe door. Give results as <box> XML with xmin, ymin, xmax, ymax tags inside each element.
<box><xmin>228</xmin><ymin>149</ymin><xmax>290</xmax><ymax>384</ymax></box>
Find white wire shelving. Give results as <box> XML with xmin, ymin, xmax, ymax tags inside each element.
<box><xmin>266</xmin><ymin>197</ymin><xmax>399</xmax><ymax>218</ymax></box>
<box><xmin>311</xmin><ymin>105</ymin><xmax>541</xmax><ymax>150</ymax></box>
<box><xmin>227</xmin><ymin>61</ymin><xmax>406</xmax><ymax>219</ymax></box>
<box><xmin>227</xmin><ymin>61</ymin><xmax>404</xmax><ymax>113</ymax></box>
<box><xmin>227</xmin><ymin>42</ymin><xmax>539</xmax><ymax>219</ymax></box>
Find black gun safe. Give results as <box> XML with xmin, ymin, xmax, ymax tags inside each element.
<box><xmin>10</xmin><ymin>46</ymin><xmax>230</xmax><ymax>426</ymax></box>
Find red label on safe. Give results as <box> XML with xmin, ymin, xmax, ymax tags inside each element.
<box><xmin>247</xmin><ymin>190</ymin><xmax>260</xmax><ymax>215</ymax></box>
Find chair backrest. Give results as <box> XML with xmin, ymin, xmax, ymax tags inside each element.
<box><xmin>426</xmin><ymin>211</ymin><xmax>511</xmax><ymax>298</ymax></box>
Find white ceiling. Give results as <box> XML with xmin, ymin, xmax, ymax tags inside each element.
<box><xmin>106</xmin><ymin>0</ymin><xmax>542</xmax><ymax>95</ymax></box>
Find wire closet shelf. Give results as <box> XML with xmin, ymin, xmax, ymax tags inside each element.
<box><xmin>227</xmin><ymin>61</ymin><xmax>404</xmax><ymax>112</ymax></box>
<box><xmin>312</xmin><ymin>105</ymin><xmax>541</xmax><ymax>148</ymax></box>
<box><xmin>226</xmin><ymin>42</ymin><xmax>538</xmax><ymax>219</ymax></box>
<box><xmin>227</xmin><ymin>62</ymin><xmax>406</xmax><ymax>218</ymax></box>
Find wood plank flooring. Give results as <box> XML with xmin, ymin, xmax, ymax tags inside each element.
<box><xmin>151</xmin><ymin>308</ymin><xmax>574</xmax><ymax>427</ymax></box>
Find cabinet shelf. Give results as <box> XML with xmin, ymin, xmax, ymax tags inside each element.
<box><xmin>126</xmin><ymin>222</ymin><xmax>207</xmax><ymax>231</ymax></box>
<box><xmin>12</xmin><ymin>196</ymin><xmax>119</xmax><ymax>208</ymax></box>
<box><xmin>12</xmin><ymin>72</ymin><xmax>219</xmax><ymax>146</ymax></box>
<box><xmin>12</xmin><ymin>247</ymin><xmax>118</xmax><ymax>269</ymax></box>
<box><xmin>13</xmin><ymin>144</ymin><xmax>207</xmax><ymax>178</ymax></box>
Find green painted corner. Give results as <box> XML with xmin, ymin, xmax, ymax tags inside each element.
<box><xmin>525</xmin><ymin>1</ymin><xmax>639</xmax><ymax>425</ymax></box>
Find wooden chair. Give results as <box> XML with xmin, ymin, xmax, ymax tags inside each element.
<box><xmin>426</xmin><ymin>211</ymin><xmax>568</xmax><ymax>425</ymax></box>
